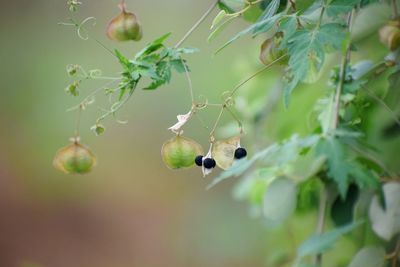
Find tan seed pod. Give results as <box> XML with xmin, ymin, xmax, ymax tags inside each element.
<box><xmin>161</xmin><ymin>135</ymin><xmax>203</xmax><ymax>170</ymax></box>
<box><xmin>53</xmin><ymin>141</ymin><xmax>97</xmax><ymax>174</ymax></box>
<box><xmin>106</xmin><ymin>2</ymin><xmax>143</xmax><ymax>42</ymax></box>
<box><xmin>211</xmin><ymin>136</ymin><xmax>240</xmax><ymax>170</ymax></box>
<box><xmin>379</xmin><ymin>21</ymin><xmax>400</xmax><ymax>51</ymax></box>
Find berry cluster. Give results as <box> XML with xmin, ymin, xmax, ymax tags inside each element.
<box><xmin>195</xmin><ymin>147</ymin><xmax>247</xmax><ymax>170</ymax></box>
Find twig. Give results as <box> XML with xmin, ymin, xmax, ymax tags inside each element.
<box><xmin>332</xmin><ymin>10</ymin><xmax>354</xmax><ymax>130</ymax></box>
<box><xmin>392</xmin><ymin>0</ymin><xmax>399</xmax><ymax>19</ymax></box>
<box><xmin>229</xmin><ymin>55</ymin><xmax>287</xmax><ymax>97</ymax></box>
<box><xmin>174</xmin><ymin>1</ymin><xmax>218</xmax><ymax>49</ymax></box>
<box><xmin>313</xmin><ymin>185</ymin><xmax>328</xmax><ymax>267</ymax></box>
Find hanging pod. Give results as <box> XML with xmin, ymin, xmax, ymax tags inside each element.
<box><xmin>379</xmin><ymin>20</ymin><xmax>400</xmax><ymax>51</ymax></box>
<box><xmin>53</xmin><ymin>140</ymin><xmax>97</xmax><ymax>174</ymax></box>
<box><xmin>106</xmin><ymin>1</ymin><xmax>143</xmax><ymax>42</ymax></box>
<box><xmin>161</xmin><ymin>135</ymin><xmax>203</xmax><ymax>170</ymax></box>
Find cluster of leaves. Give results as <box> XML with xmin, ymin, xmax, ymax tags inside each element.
<box><xmin>65</xmin><ymin>33</ymin><xmax>197</xmax><ymax>134</ymax></box>
<box><xmin>207</xmin><ymin>0</ymin><xmax>400</xmax><ymax>266</ymax></box>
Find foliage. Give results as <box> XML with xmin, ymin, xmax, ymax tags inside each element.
<box><xmin>56</xmin><ymin>0</ymin><xmax>400</xmax><ymax>266</ymax></box>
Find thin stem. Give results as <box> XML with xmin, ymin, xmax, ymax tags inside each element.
<box><xmin>314</xmin><ymin>185</ymin><xmax>328</xmax><ymax>267</ymax></box>
<box><xmin>226</xmin><ymin>107</ymin><xmax>243</xmax><ymax>133</ymax></box>
<box><xmin>209</xmin><ymin>106</ymin><xmax>225</xmax><ymax>142</ymax></box>
<box><xmin>181</xmin><ymin>56</ymin><xmax>195</xmax><ymax>103</ymax></box>
<box><xmin>75</xmin><ymin>106</ymin><xmax>83</xmax><ymax>138</ymax></box>
<box><xmin>392</xmin><ymin>236</ymin><xmax>400</xmax><ymax>267</ymax></box>
<box><xmin>174</xmin><ymin>1</ymin><xmax>218</xmax><ymax>48</ymax></box>
<box><xmin>316</xmin><ymin>5</ymin><xmax>326</xmax><ymax>29</ymax></box>
<box><xmin>363</xmin><ymin>85</ymin><xmax>400</xmax><ymax>127</ymax></box>
<box><xmin>332</xmin><ymin>10</ymin><xmax>354</xmax><ymax>130</ymax></box>
<box><xmin>392</xmin><ymin>0</ymin><xmax>399</xmax><ymax>19</ymax></box>
<box><xmin>229</xmin><ymin>55</ymin><xmax>287</xmax><ymax>97</ymax></box>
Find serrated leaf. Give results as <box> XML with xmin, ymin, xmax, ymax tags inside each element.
<box><xmin>326</xmin><ymin>0</ymin><xmax>361</xmax><ymax>17</ymax></box>
<box><xmin>316</xmin><ymin>137</ymin><xmax>351</xmax><ymax>198</ymax></box>
<box><xmin>135</xmin><ymin>33</ymin><xmax>171</xmax><ymax>59</ymax></box>
<box><xmin>369</xmin><ymin>182</ymin><xmax>400</xmax><ymax>241</ymax></box>
<box><xmin>284</xmin><ymin>23</ymin><xmax>346</xmax><ymax>104</ymax></box>
<box><xmin>257</xmin><ymin>0</ymin><xmax>280</xmax><ymax>21</ymax></box>
<box><xmin>297</xmin><ymin>221</ymin><xmax>363</xmax><ymax>259</ymax></box>
<box><xmin>348</xmin><ymin>246</ymin><xmax>385</xmax><ymax>267</ymax></box>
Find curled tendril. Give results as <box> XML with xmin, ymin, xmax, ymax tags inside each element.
<box><xmin>77</xmin><ymin>17</ymin><xmax>97</xmax><ymax>40</ymax></box>
<box><xmin>88</xmin><ymin>69</ymin><xmax>103</xmax><ymax>78</ymax></box>
<box><xmin>221</xmin><ymin>91</ymin><xmax>235</xmax><ymax>107</ymax></box>
<box><xmin>194</xmin><ymin>95</ymin><xmax>209</xmax><ymax>110</ymax></box>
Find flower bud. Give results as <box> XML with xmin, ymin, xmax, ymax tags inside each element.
<box><xmin>53</xmin><ymin>140</ymin><xmax>96</xmax><ymax>174</ymax></box>
<box><xmin>379</xmin><ymin>20</ymin><xmax>400</xmax><ymax>51</ymax></box>
<box><xmin>161</xmin><ymin>135</ymin><xmax>203</xmax><ymax>170</ymax></box>
<box><xmin>106</xmin><ymin>2</ymin><xmax>143</xmax><ymax>42</ymax></box>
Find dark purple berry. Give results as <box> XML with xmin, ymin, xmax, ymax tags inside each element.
<box><xmin>234</xmin><ymin>147</ymin><xmax>247</xmax><ymax>159</ymax></box>
<box><xmin>195</xmin><ymin>155</ymin><xmax>203</xmax><ymax>167</ymax></box>
<box><xmin>203</xmin><ymin>158</ymin><xmax>216</xmax><ymax>169</ymax></box>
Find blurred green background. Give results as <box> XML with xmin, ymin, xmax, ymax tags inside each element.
<box><xmin>0</xmin><ymin>1</ymin><xmax>398</xmax><ymax>267</ymax></box>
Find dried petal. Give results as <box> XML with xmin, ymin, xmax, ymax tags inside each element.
<box><xmin>211</xmin><ymin>136</ymin><xmax>240</xmax><ymax>170</ymax></box>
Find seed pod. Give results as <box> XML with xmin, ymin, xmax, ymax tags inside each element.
<box><xmin>379</xmin><ymin>20</ymin><xmax>400</xmax><ymax>51</ymax></box>
<box><xmin>106</xmin><ymin>2</ymin><xmax>143</xmax><ymax>42</ymax></box>
<box><xmin>211</xmin><ymin>136</ymin><xmax>240</xmax><ymax>170</ymax></box>
<box><xmin>161</xmin><ymin>135</ymin><xmax>203</xmax><ymax>170</ymax></box>
<box><xmin>53</xmin><ymin>141</ymin><xmax>96</xmax><ymax>174</ymax></box>
<box><xmin>259</xmin><ymin>35</ymin><xmax>286</xmax><ymax>65</ymax></box>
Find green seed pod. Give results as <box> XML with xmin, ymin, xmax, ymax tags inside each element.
<box><xmin>106</xmin><ymin>2</ymin><xmax>143</xmax><ymax>42</ymax></box>
<box><xmin>161</xmin><ymin>135</ymin><xmax>203</xmax><ymax>170</ymax></box>
<box><xmin>379</xmin><ymin>20</ymin><xmax>400</xmax><ymax>51</ymax></box>
<box><xmin>53</xmin><ymin>141</ymin><xmax>96</xmax><ymax>174</ymax></box>
<box><xmin>211</xmin><ymin>136</ymin><xmax>240</xmax><ymax>170</ymax></box>
<box><xmin>259</xmin><ymin>34</ymin><xmax>287</xmax><ymax>65</ymax></box>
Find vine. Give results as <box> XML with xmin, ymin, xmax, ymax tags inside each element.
<box><xmin>53</xmin><ymin>0</ymin><xmax>400</xmax><ymax>266</ymax></box>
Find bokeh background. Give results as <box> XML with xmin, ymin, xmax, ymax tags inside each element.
<box><xmin>0</xmin><ymin>1</ymin><xmax>398</xmax><ymax>267</ymax></box>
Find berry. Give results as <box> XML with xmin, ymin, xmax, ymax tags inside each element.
<box><xmin>195</xmin><ymin>155</ymin><xmax>203</xmax><ymax>166</ymax></box>
<box><xmin>234</xmin><ymin>147</ymin><xmax>247</xmax><ymax>159</ymax></box>
<box><xmin>203</xmin><ymin>158</ymin><xmax>216</xmax><ymax>169</ymax></box>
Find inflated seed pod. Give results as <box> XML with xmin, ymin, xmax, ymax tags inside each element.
<box><xmin>379</xmin><ymin>20</ymin><xmax>400</xmax><ymax>51</ymax></box>
<box><xmin>259</xmin><ymin>34</ymin><xmax>286</xmax><ymax>65</ymax></box>
<box><xmin>161</xmin><ymin>135</ymin><xmax>203</xmax><ymax>170</ymax></box>
<box><xmin>106</xmin><ymin>2</ymin><xmax>142</xmax><ymax>42</ymax></box>
<box><xmin>53</xmin><ymin>141</ymin><xmax>96</xmax><ymax>174</ymax></box>
<box><xmin>211</xmin><ymin>136</ymin><xmax>240</xmax><ymax>170</ymax></box>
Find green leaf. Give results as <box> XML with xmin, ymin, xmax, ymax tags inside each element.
<box><xmin>297</xmin><ymin>221</ymin><xmax>363</xmax><ymax>259</ymax></box>
<box><xmin>135</xmin><ymin>33</ymin><xmax>171</xmax><ymax>59</ymax></box>
<box><xmin>284</xmin><ymin>23</ymin><xmax>346</xmax><ymax>104</ymax></box>
<box><xmin>369</xmin><ymin>182</ymin><xmax>400</xmax><ymax>241</ymax></box>
<box><xmin>316</xmin><ymin>137</ymin><xmax>351</xmax><ymax>197</ymax></box>
<box><xmin>218</xmin><ymin>0</ymin><xmax>246</xmax><ymax>13</ymax></box>
<box><xmin>348</xmin><ymin>246</ymin><xmax>385</xmax><ymax>267</ymax></box>
<box><xmin>208</xmin><ymin>16</ymin><xmax>236</xmax><ymax>42</ymax></box>
<box><xmin>263</xmin><ymin>177</ymin><xmax>297</xmax><ymax>225</ymax></box>
<box><xmin>211</xmin><ymin>10</ymin><xmax>228</xmax><ymax>29</ymax></box>
<box><xmin>326</xmin><ymin>0</ymin><xmax>361</xmax><ymax>17</ymax></box>
<box><xmin>257</xmin><ymin>0</ymin><xmax>280</xmax><ymax>21</ymax></box>
<box><xmin>115</xmin><ymin>50</ymin><xmax>131</xmax><ymax>70</ymax></box>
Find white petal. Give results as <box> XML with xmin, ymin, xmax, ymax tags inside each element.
<box><xmin>202</xmin><ymin>145</ymin><xmax>214</xmax><ymax>177</ymax></box>
<box><xmin>168</xmin><ymin>110</ymin><xmax>193</xmax><ymax>134</ymax></box>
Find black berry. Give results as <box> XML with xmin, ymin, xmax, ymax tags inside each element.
<box><xmin>203</xmin><ymin>158</ymin><xmax>216</xmax><ymax>169</ymax></box>
<box><xmin>234</xmin><ymin>147</ymin><xmax>247</xmax><ymax>159</ymax></box>
<box><xmin>195</xmin><ymin>155</ymin><xmax>203</xmax><ymax>167</ymax></box>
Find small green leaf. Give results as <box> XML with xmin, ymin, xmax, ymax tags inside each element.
<box><xmin>211</xmin><ymin>10</ymin><xmax>228</xmax><ymax>29</ymax></box>
<box><xmin>326</xmin><ymin>0</ymin><xmax>361</xmax><ymax>17</ymax></box>
<box><xmin>297</xmin><ymin>221</ymin><xmax>363</xmax><ymax>259</ymax></box>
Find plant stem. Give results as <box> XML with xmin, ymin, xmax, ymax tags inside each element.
<box><xmin>174</xmin><ymin>1</ymin><xmax>218</xmax><ymax>49</ymax></box>
<box><xmin>332</xmin><ymin>10</ymin><xmax>354</xmax><ymax>130</ymax></box>
<box><xmin>392</xmin><ymin>236</ymin><xmax>400</xmax><ymax>267</ymax></box>
<box><xmin>314</xmin><ymin>185</ymin><xmax>328</xmax><ymax>267</ymax></box>
<box><xmin>392</xmin><ymin>0</ymin><xmax>399</xmax><ymax>19</ymax></box>
<box><xmin>229</xmin><ymin>55</ymin><xmax>287</xmax><ymax>97</ymax></box>
<box><xmin>209</xmin><ymin>106</ymin><xmax>225</xmax><ymax>142</ymax></box>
